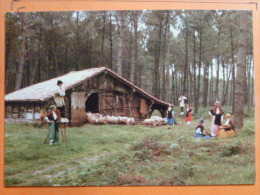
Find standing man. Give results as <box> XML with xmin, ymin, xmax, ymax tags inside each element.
<box><xmin>178</xmin><ymin>94</ymin><xmax>187</xmax><ymax>115</ymax></box>
<box><xmin>54</xmin><ymin>80</ymin><xmax>66</xmax><ymax>120</ymax></box>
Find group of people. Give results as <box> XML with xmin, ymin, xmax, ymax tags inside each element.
<box><xmin>45</xmin><ymin>80</ymin><xmax>68</xmax><ymax>145</ymax></box>
<box><xmin>46</xmin><ymin>86</ymin><xmax>235</xmax><ymax>145</ymax></box>
<box><xmin>166</xmin><ymin>95</ymin><xmax>235</xmax><ymax>139</ymax></box>
<box><xmin>165</xmin><ymin>94</ymin><xmax>192</xmax><ymax>125</ymax></box>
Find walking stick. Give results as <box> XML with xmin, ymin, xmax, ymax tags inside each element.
<box><xmin>44</xmin><ymin>132</ymin><xmax>50</xmax><ymax>144</ymax></box>
<box><xmin>64</xmin><ymin>123</ymin><xmax>67</xmax><ymax>142</ymax></box>
<box><xmin>60</xmin><ymin>123</ymin><xmax>65</xmax><ymax>143</ymax></box>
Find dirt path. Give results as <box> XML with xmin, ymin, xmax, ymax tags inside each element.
<box><xmin>8</xmin><ymin>152</ymin><xmax>115</xmax><ymax>186</ymax></box>
<box><xmin>32</xmin><ymin>151</ymin><xmax>115</xmax><ymax>176</ymax></box>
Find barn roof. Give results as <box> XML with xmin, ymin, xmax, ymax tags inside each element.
<box><xmin>5</xmin><ymin>67</ymin><xmax>169</xmax><ymax>106</ymax></box>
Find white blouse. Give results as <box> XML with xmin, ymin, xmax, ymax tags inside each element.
<box><xmin>52</xmin><ymin>111</ymin><xmax>57</xmax><ymax>120</ymax></box>
<box><xmin>225</xmin><ymin>119</ymin><xmax>230</xmax><ymax>126</ymax></box>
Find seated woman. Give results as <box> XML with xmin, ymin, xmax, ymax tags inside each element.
<box><xmin>219</xmin><ymin>114</ymin><xmax>235</xmax><ymax>138</ymax></box>
<box><xmin>195</xmin><ymin>118</ymin><xmax>212</xmax><ymax>139</ymax></box>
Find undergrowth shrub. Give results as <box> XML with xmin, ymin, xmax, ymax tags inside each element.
<box><xmin>221</xmin><ymin>142</ymin><xmax>244</xmax><ymax>157</ymax></box>
<box><xmin>133</xmin><ymin>149</ymin><xmax>152</xmax><ymax>162</ymax></box>
<box><xmin>171</xmin><ymin>159</ymin><xmax>195</xmax><ymax>185</ymax></box>
<box><xmin>5</xmin><ymin>177</ymin><xmax>23</xmax><ymax>186</ymax></box>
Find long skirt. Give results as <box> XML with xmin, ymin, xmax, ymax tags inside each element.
<box><xmin>211</xmin><ymin>124</ymin><xmax>221</xmax><ymax>136</ymax></box>
<box><xmin>185</xmin><ymin>112</ymin><xmax>192</xmax><ymax>122</ymax></box>
<box><xmin>167</xmin><ymin>117</ymin><xmax>174</xmax><ymax>125</ymax></box>
<box><xmin>210</xmin><ymin>116</ymin><xmax>221</xmax><ymax>136</ymax></box>
<box><xmin>194</xmin><ymin>133</ymin><xmax>212</xmax><ymax>139</ymax></box>
<box><xmin>219</xmin><ymin>129</ymin><xmax>235</xmax><ymax>138</ymax></box>
<box><xmin>49</xmin><ymin>121</ymin><xmax>59</xmax><ymax>143</ymax></box>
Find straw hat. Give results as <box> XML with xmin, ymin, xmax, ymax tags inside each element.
<box><xmin>226</xmin><ymin>114</ymin><xmax>232</xmax><ymax>118</ymax></box>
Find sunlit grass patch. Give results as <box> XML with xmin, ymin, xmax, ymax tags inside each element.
<box><xmin>4</xmin><ymin>116</ymin><xmax>255</xmax><ymax>186</ymax></box>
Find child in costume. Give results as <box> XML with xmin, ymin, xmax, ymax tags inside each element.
<box><xmin>185</xmin><ymin>104</ymin><xmax>192</xmax><ymax>125</ymax></box>
<box><xmin>166</xmin><ymin>104</ymin><xmax>175</xmax><ymax>125</ymax></box>
<box><xmin>195</xmin><ymin>118</ymin><xmax>212</xmax><ymax>139</ymax></box>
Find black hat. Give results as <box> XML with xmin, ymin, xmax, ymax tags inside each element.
<box><xmin>57</xmin><ymin>80</ymin><xmax>63</xmax><ymax>85</ymax></box>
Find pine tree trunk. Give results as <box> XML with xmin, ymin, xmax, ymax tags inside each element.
<box><xmin>192</xmin><ymin>31</ymin><xmax>197</xmax><ymax>109</ymax></box>
<box><xmin>195</xmin><ymin>30</ymin><xmax>202</xmax><ymax>114</ymax></box>
<box><xmin>130</xmin><ymin>11</ymin><xmax>138</xmax><ymax>84</ymax></box>
<box><xmin>234</xmin><ymin>11</ymin><xmax>248</xmax><ymax>129</ymax></box>
<box><xmin>230</xmin><ymin>26</ymin><xmax>236</xmax><ymax>113</ymax></box>
<box><xmin>153</xmin><ymin>18</ymin><xmax>163</xmax><ymax>98</ymax></box>
<box><xmin>117</xmin><ymin>11</ymin><xmax>126</xmax><ymax>75</ymax></box>
<box><xmin>247</xmin><ymin>55</ymin><xmax>252</xmax><ymax>113</ymax></box>
<box><xmin>203</xmin><ymin>61</ymin><xmax>209</xmax><ymax>107</ymax></box>
<box><xmin>165</xmin><ymin>13</ymin><xmax>171</xmax><ymax>102</ymax></box>
<box><xmin>215</xmin><ymin>31</ymin><xmax>220</xmax><ymax>101</ymax></box>
<box><xmin>109</xmin><ymin>11</ymin><xmax>113</xmax><ymax>69</ymax></box>
<box><xmin>31</xmin><ymin>28</ymin><xmax>42</xmax><ymax>85</ymax></box>
<box><xmin>15</xmin><ymin>13</ymin><xmax>27</xmax><ymax>90</ymax></box>
<box><xmin>101</xmin><ymin>11</ymin><xmax>106</xmax><ymax>66</ymax></box>
<box><xmin>183</xmin><ymin>20</ymin><xmax>189</xmax><ymax>95</ymax></box>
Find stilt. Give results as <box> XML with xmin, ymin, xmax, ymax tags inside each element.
<box><xmin>44</xmin><ymin>131</ymin><xmax>50</xmax><ymax>144</ymax></box>
<box><xmin>60</xmin><ymin>123</ymin><xmax>67</xmax><ymax>142</ymax></box>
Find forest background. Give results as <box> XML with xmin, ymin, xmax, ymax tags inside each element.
<box><xmin>5</xmin><ymin>10</ymin><xmax>253</xmax><ymax>127</ymax></box>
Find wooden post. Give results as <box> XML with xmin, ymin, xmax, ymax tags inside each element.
<box><xmin>33</xmin><ymin>102</ymin><xmax>35</xmax><ymax>120</ymax></box>
<box><xmin>18</xmin><ymin>103</ymin><xmax>21</xmax><ymax>118</ymax></box>
<box><xmin>11</xmin><ymin>104</ymin><xmax>14</xmax><ymax>118</ymax></box>
<box><xmin>146</xmin><ymin>101</ymin><xmax>154</xmax><ymax>119</ymax></box>
<box><xmin>114</xmin><ymin>95</ymin><xmax>118</xmax><ymax>116</ymax></box>
<box><xmin>127</xmin><ymin>90</ymin><xmax>135</xmax><ymax>117</ymax></box>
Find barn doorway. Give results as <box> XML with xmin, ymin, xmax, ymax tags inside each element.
<box><xmin>85</xmin><ymin>93</ymin><xmax>99</xmax><ymax>113</ymax></box>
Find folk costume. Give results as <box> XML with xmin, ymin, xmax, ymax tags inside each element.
<box><xmin>219</xmin><ymin>115</ymin><xmax>235</xmax><ymax>138</ymax></box>
<box><xmin>54</xmin><ymin>81</ymin><xmax>66</xmax><ymax>118</ymax></box>
<box><xmin>209</xmin><ymin>102</ymin><xmax>224</xmax><ymax>136</ymax></box>
<box><xmin>167</xmin><ymin>107</ymin><xmax>175</xmax><ymax>125</ymax></box>
<box><xmin>195</xmin><ymin>118</ymin><xmax>212</xmax><ymax>139</ymax></box>
<box><xmin>47</xmin><ymin>106</ymin><xmax>61</xmax><ymax>145</ymax></box>
<box><xmin>185</xmin><ymin>107</ymin><xmax>192</xmax><ymax>124</ymax></box>
<box><xmin>178</xmin><ymin>95</ymin><xmax>187</xmax><ymax>114</ymax></box>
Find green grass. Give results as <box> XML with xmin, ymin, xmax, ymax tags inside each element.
<box><xmin>4</xmin><ymin>111</ymin><xmax>255</xmax><ymax>186</ymax></box>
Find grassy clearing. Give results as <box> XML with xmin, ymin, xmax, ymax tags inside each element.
<box><xmin>5</xmin><ymin>110</ymin><xmax>255</xmax><ymax>186</ymax></box>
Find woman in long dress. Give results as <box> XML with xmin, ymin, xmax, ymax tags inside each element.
<box><xmin>219</xmin><ymin>114</ymin><xmax>235</xmax><ymax>138</ymax></box>
<box><xmin>45</xmin><ymin>105</ymin><xmax>61</xmax><ymax>145</ymax></box>
<box><xmin>209</xmin><ymin>101</ymin><xmax>224</xmax><ymax>137</ymax></box>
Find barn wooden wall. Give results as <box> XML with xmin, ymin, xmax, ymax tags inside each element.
<box><xmin>5</xmin><ymin>102</ymin><xmax>49</xmax><ymax>123</ymax></box>
<box><xmin>69</xmin><ymin>73</ymin><xmax>152</xmax><ymax>125</ymax></box>
<box><xmin>5</xmin><ymin>72</ymin><xmax>167</xmax><ymax>126</ymax></box>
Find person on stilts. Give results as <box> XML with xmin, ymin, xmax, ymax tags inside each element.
<box><xmin>178</xmin><ymin>94</ymin><xmax>187</xmax><ymax>116</ymax></box>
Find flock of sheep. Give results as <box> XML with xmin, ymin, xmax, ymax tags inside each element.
<box><xmin>86</xmin><ymin>113</ymin><xmax>168</xmax><ymax>127</ymax></box>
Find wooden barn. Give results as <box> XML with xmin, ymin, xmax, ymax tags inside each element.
<box><xmin>5</xmin><ymin>67</ymin><xmax>169</xmax><ymax>126</ymax></box>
